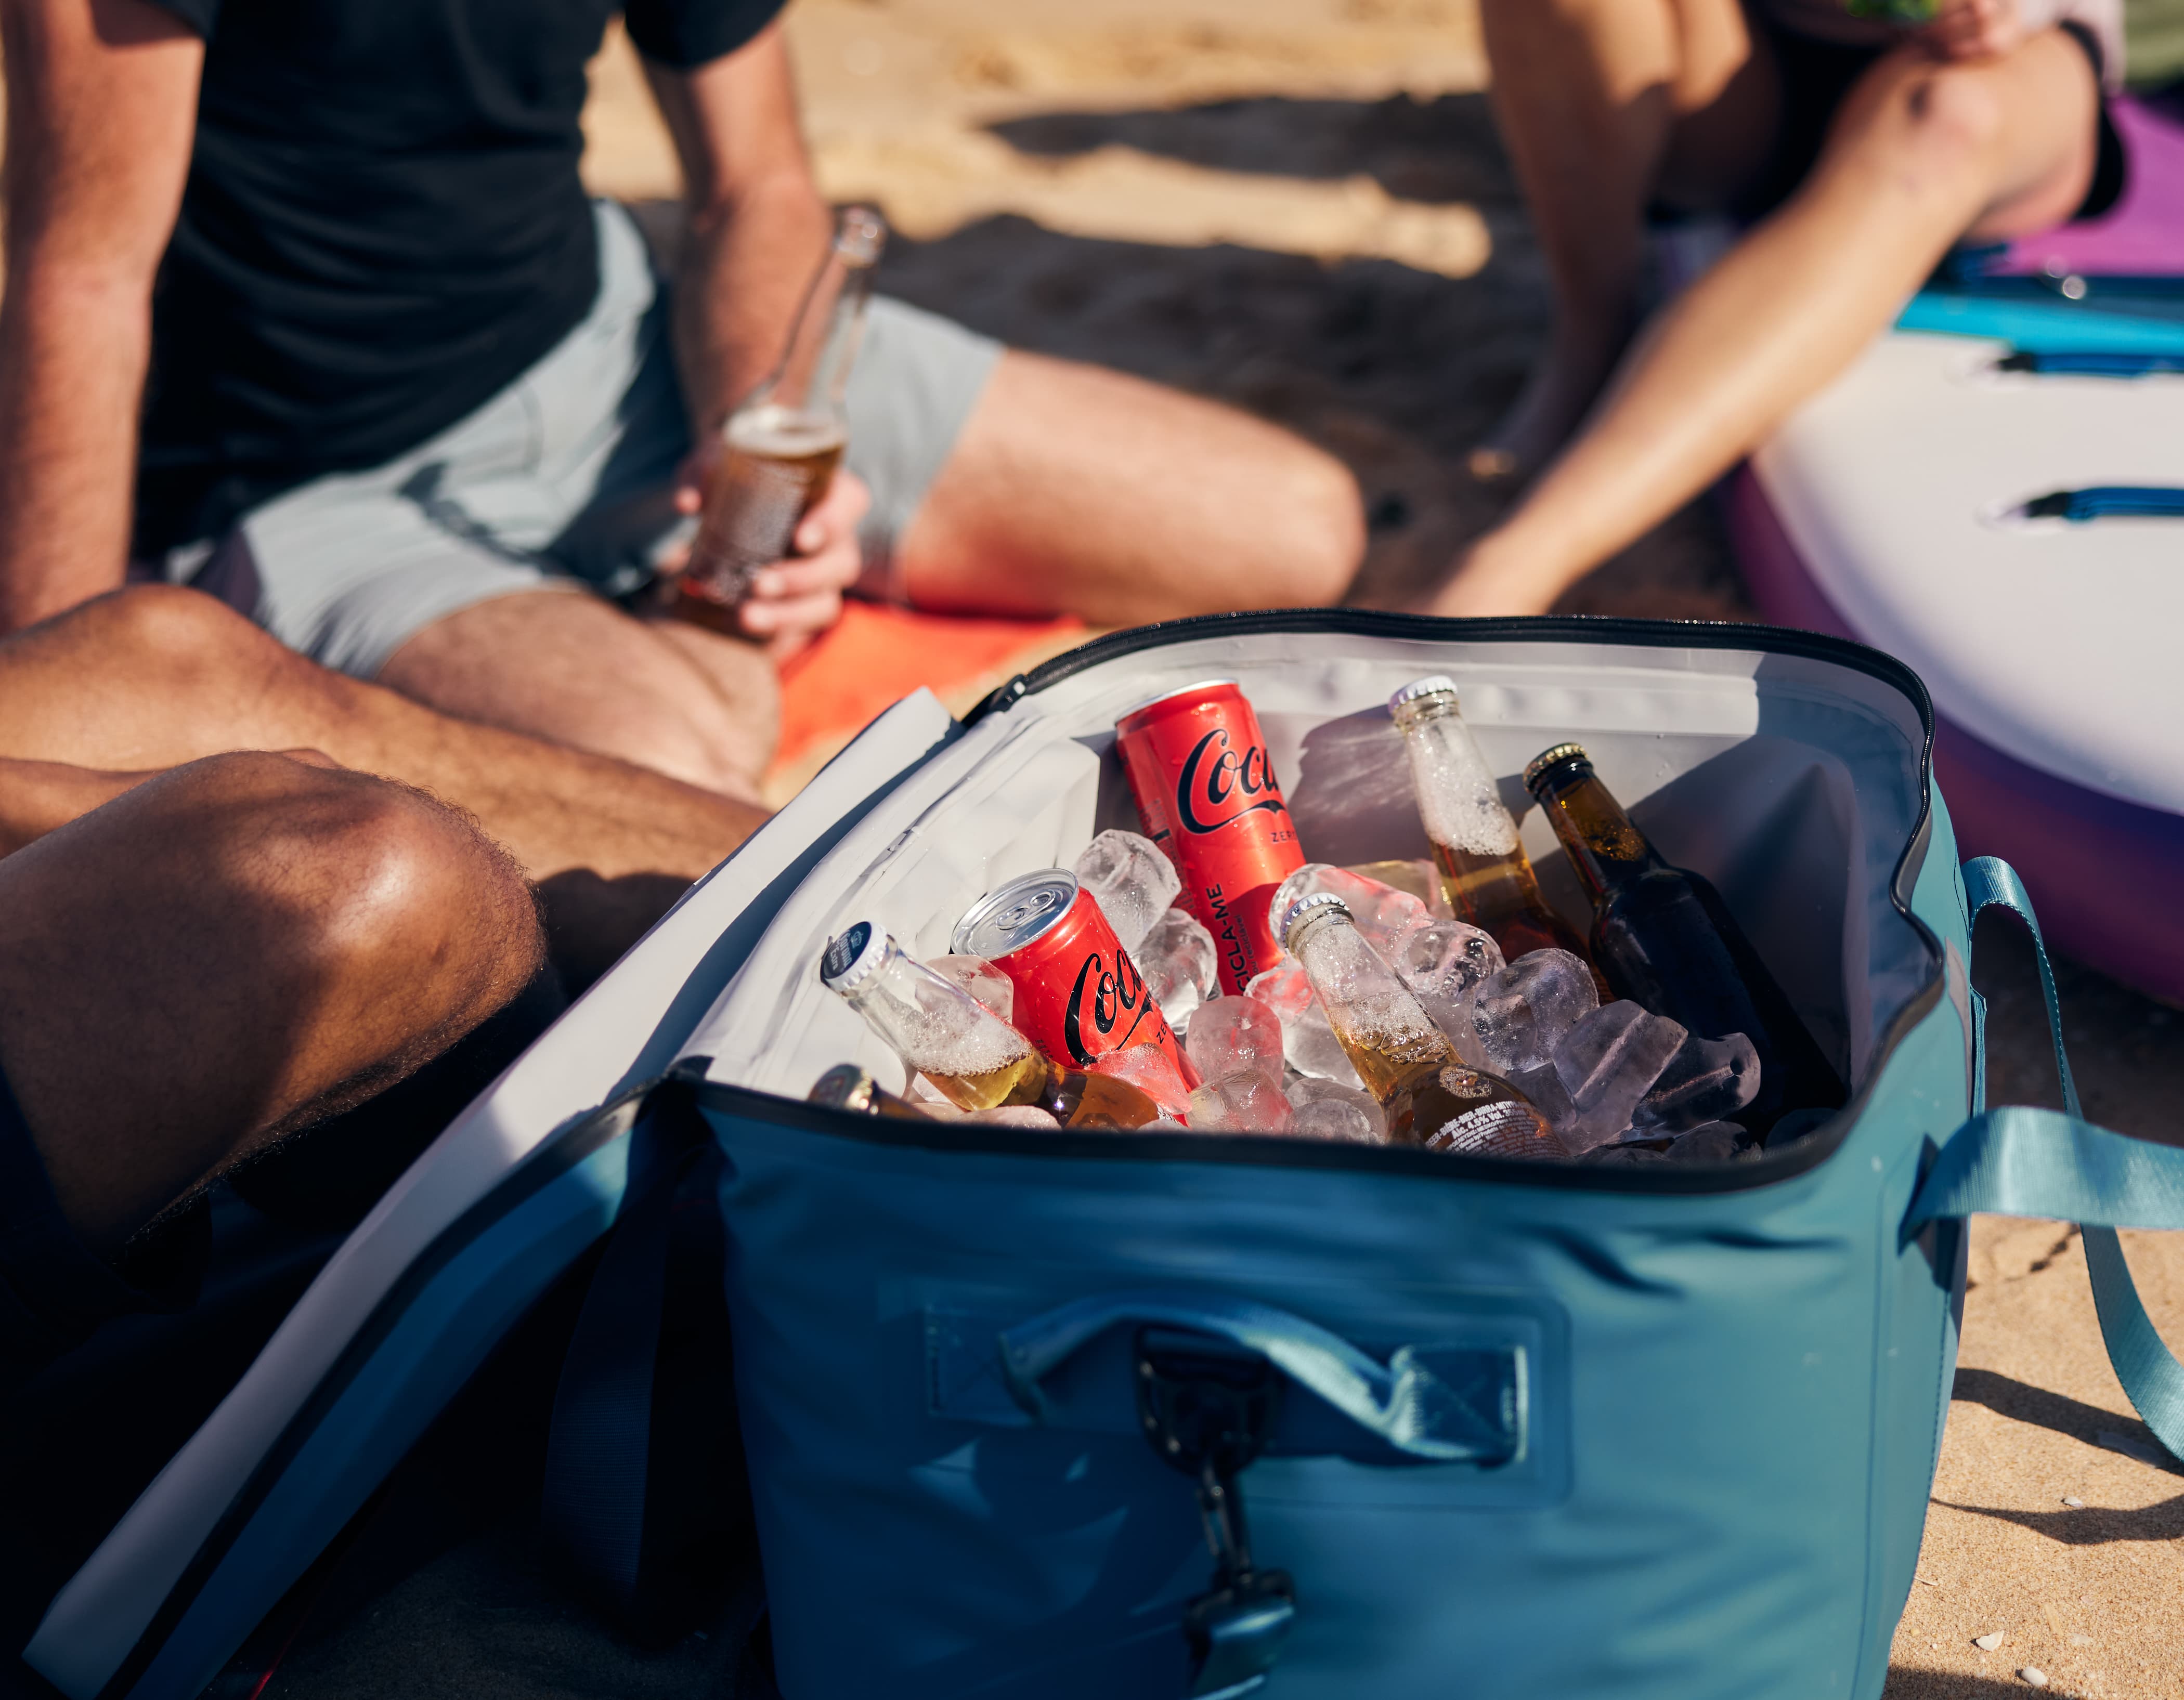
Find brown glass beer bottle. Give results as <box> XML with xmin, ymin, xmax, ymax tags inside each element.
<box><xmin>1522</xmin><ymin>743</ymin><xmax>1843</xmax><ymax>1137</ymax></box>
<box><xmin>818</xmin><ymin>920</ymin><xmax>1163</xmax><ymax>1130</ymax></box>
<box><xmin>1277</xmin><ymin>893</ymin><xmax>1566</xmax><ymax>1159</ymax></box>
<box><xmin>807</xmin><ymin>1062</ymin><xmax>933</xmax><ymax>1119</ymax></box>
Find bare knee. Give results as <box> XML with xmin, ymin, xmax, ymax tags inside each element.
<box><xmin>1847</xmin><ymin>60</ymin><xmax>2007</xmax><ymax>203</ymax></box>
<box><xmin>192</xmin><ymin>753</ymin><xmax>544</xmax><ymax>1041</ymax></box>
<box><xmin>72</xmin><ymin>583</ymin><xmax>271</xmax><ymax>672</ymax></box>
<box><xmin>1251</xmin><ymin>446</ymin><xmax>1364</xmax><ymax>608</ymax></box>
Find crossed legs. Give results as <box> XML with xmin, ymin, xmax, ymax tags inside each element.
<box><xmin>1431</xmin><ymin>0</ymin><xmax>2099</xmax><ymax>614</ymax></box>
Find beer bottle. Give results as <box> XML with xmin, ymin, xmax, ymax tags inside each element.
<box><xmin>807</xmin><ymin>1062</ymin><xmax>933</xmax><ymax>1119</ymax></box>
<box><xmin>1276</xmin><ymin>893</ymin><xmax>1566</xmax><ymax>1160</ymax></box>
<box><xmin>1522</xmin><ymin>743</ymin><xmax>1843</xmax><ymax>1137</ymax></box>
<box><xmin>818</xmin><ymin>920</ymin><xmax>1163</xmax><ymax>1130</ymax></box>
<box><xmin>1388</xmin><ymin>675</ymin><xmax>1599</xmax><ymax>979</ymax></box>
<box><xmin>671</xmin><ymin>205</ymin><xmax>887</xmax><ymax>626</ymax></box>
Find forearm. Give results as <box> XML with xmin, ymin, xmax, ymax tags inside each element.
<box><xmin>670</xmin><ymin>169</ymin><xmax>835</xmax><ymax>437</ymax></box>
<box><xmin>0</xmin><ymin>271</ymin><xmax>150</xmax><ymax>630</ymax></box>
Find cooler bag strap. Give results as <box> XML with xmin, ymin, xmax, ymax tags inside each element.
<box><xmin>1905</xmin><ymin>857</ymin><xmax>2184</xmax><ymax>1464</ymax></box>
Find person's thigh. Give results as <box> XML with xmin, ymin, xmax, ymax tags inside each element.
<box><xmin>891</xmin><ymin>348</ymin><xmax>1364</xmax><ymax>624</ymax></box>
<box><xmin>376</xmin><ymin>588</ymin><xmax>777</xmax><ymax>801</ymax></box>
<box><xmin>0</xmin><ymin>752</ymin><xmax>542</xmax><ymax>1256</ymax></box>
<box><xmin>1819</xmin><ymin>27</ymin><xmax>2100</xmax><ymax>242</ymax></box>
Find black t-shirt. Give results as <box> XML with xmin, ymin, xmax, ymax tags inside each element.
<box><xmin>134</xmin><ymin>0</ymin><xmax>783</xmax><ymax>555</ymax></box>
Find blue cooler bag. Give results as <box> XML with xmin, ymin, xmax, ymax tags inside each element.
<box><xmin>23</xmin><ymin>614</ymin><xmax>2184</xmax><ymax>1700</ymax></box>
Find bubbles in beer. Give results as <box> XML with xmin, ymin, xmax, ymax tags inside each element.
<box><xmin>1401</xmin><ymin>713</ymin><xmax>1520</xmax><ymax>858</ymax></box>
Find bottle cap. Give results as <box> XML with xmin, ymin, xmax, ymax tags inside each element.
<box><xmin>1523</xmin><ymin>742</ymin><xmax>1591</xmax><ymax>794</ymax></box>
<box><xmin>820</xmin><ymin>919</ymin><xmax>887</xmax><ymax>993</ymax></box>
<box><xmin>1387</xmin><ymin>675</ymin><xmax>1459</xmax><ymax>714</ymax></box>
<box><xmin>1276</xmin><ymin>891</ymin><xmax>1349</xmax><ymax>950</ymax></box>
<box><xmin>809</xmin><ymin>1062</ymin><xmax>881</xmax><ymax>1111</ymax></box>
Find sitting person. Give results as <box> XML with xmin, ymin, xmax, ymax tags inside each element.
<box><xmin>0</xmin><ymin>0</ymin><xmax>1365</xmax><ymax>802</ymax></box>
<box><xmin>0</xmin><ymin>580</ymin><xmax>792</xmax><ymax>1382</ymax></box>
<box><xmin>1423</xmin><ymin>0</ymin><xmax>2121</xmax><ymax>615</ymax></box>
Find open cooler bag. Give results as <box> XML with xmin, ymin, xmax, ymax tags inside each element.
<box><xmin>21</xmin><ymin>613</ymin><xmax>2184</xmax><ymax>1700</ymax></box>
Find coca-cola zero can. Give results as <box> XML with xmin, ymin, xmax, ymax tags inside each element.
<box><xmin>952</xmin><ymin>870</ymin><xmax>1192</xmax><ymax>1084</ymax></box>
<box><xmin>1115</xmin><ymin>679</ymin><xmax>1304</xmax><ymax>994</ymax></box>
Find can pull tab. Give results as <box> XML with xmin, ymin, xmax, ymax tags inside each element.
<box><xmin>1135</xmin><ymin>1327</ymin><xmax>1296</xmax><ymax>1700</ymax></box>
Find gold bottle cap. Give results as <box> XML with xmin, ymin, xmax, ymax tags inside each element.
<box><xmin>1387</xmin><ymin>674</ymin><xmax>1459</xmax><ymax>715</ymax></box>
<box><xmin>1276</xmin><ymin>891</ymin><xmax>1349</xmax><ymax>950</ymax></box>
<box><xmin>1523</xmin><ymin>742</ymin><xmax>1591</xmax><ymax>794</ymax></box>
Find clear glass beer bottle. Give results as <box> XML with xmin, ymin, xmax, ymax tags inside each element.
<box><xmin>1388</xmin><ymin>676</ymin><xmax>1598</xmax><ymax>978</ymax></box>
<box><xmin>818</xmin><ymin>921</ymin><xmax>1163</xmax><ymax>1130</ymax></box>
<box><xmin>1277</xmin><ymin>894</ymin><xmax>1565</xmax><ymax>1159</ymax></box>
<box><xmin>1522</xmin><ymin>743</ymin><xmax>1843</xmax><ymax>1137</ymax></box>
<box><xmin>672</xmin><ymin>205</ymin><xmax>887</xmax><ymax>625</ymax></box>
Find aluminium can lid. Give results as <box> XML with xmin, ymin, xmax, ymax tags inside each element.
<box><xmin>1276</xmin><ymin>890</ymin><xmax>1349</xmax><ymax>950</ymax></box>
<box><xmin>1523</xmin><ymin>742</ymin><xmax>1591</xmax><ymax>793</ymax></box>
<box><xmin>952</xmin><ymin>870</ymin><xmax>1081</xmax><ymax>960</ymax></box>
<box><xmin>820</xmin><ymin>919</ymin><xmax>887</xmax><ymax>992</ymax></box>
<box><xmin>1387</xmin><ymin>674</ymin><xmax>1459</xmax><ymax>714</ymax></box>
<box><xmin>1115</xmin><ymin>678</ymin><xmax>1242</xmax><ymax>729</ymax></box>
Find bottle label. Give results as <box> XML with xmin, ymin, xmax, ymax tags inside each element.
<box><xmin>1427</xmin><ymin>1098</ymin><xmax>1543</xmax><ymax>1157</ymax></box>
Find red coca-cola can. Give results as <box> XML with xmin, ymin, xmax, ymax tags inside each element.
<box><xmin>1115</xmin><ymin>679</ymin><xmax>1304</xmax><ymax>994</ymax></box>
<box><xmin>952</xmin><ymin>871</ymin><xmax>1193</xmax><ymax>1093</ymax></box>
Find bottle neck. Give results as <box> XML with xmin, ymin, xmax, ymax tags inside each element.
<box><xmin>1531</xmin><ymin>768</ymin><xmax>1666</xmax><ymax>904</ymax></box>
<box><xmin>1288</xmin><ymin>910</ymin><xmax>1452</xmax><ymax>1069</ymax></box>
<box><xmin>837</xmin><ymin>938</ymin><xmax>1033</xmax><ymax>1079</ymax></box>
<box><xmin>1392</xmin><ymin>697</ymin><xmax>1520</xmax><ymax>860</ymax></box>
<box><xmin>750</xmin><ymin>208</ymin><xmax>884</xmax><ymax>420</ymax></box>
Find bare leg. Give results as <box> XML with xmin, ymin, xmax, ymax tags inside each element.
<box><xmin>1432</xmin><ymin>29</ymin><xmax>2101</xmax><ymax>616</ymax></box>
<box><xmin>0</xmin><ymin>751</ymin><xmax>543</xmax><ymax>1254</ymax></box>
<box><xmin>0</xmin><ymin>587</ymin><xmax>770</xmax><ymax>984</ymax></box>
<box><xmin>894</xmin><ymin>349</ymin><xmax>1363</xmax><ymax>623</ymax></box>
<box><xmin>1472</xmin><ymin>0</ymin><xmax>1774</xmax><ymax>482</ymax></box>
<box><xmin>375</xmin><ymin>588</ymin><xmax>779</xmax><ymax>802</ymax></box>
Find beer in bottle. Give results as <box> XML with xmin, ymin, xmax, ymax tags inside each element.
<box><xmin>818</xmin><ymin>920</ymin><xmax>1163</xmax><ymax>1130</ymax></box>
<box><xmin>1388</xmin><ymin>676</ymin><xmax>1600</xmax><ymax>980</ymax></box>
<box><xmin>671</xmin><ymin>205</ymin><xmax>886</xmax><ymax>626</ymax></box>
<box><xmin>1522</xmin><ymin>743</ymin><xmax>1843</xmax><ymax>1136</ymax></box>
<box><xmin>1277</xmin><ymin>893</ymin><xmax>1566</xmax><ymax>1159</ymax></box>
<box><xmin>807</xmin><ymin>1062</ymin><xmax>933</xmax><ymax>1119</ymax></box>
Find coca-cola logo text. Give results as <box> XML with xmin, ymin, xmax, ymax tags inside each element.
<box><xmin>1063</xmin><ymin>947</ymin><xmax>1154</xmax><ymax>1065</ymax></box>
<box><xmin>1176</xmin><ymin>727</ymin><xmax>1289</xmax><ymax>836</ymax></box>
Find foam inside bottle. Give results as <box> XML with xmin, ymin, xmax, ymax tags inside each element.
<box><xmin>1400</xmin><ymin>710</ymin><xmax>1519</xmax><ymax>858</ymax></box>
<box><xmin>851</xmin><ymin>945</ymin><xmax>1037</xmax><ymax>1094</ymax></box>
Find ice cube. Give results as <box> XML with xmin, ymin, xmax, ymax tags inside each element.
<box><xmin>1244</xmin><ymin>960</ymin><xmax>1366</xmax><ymax>1088</ymax></box>
<box><xmin>1269</xmin><ymin>862</ymin><xmax>1432</xmax><ymax>958</ymax></box>
<box><xmin>1395</xmin><ymin>920</ymin><xmax>1505</xmax><ymax>1051</ymax></box>
<box><xmin>1292</xmin><ymin>1097</ymin><xmax>1380</xmax><ymax>1144</ymax></box>
<box><xmin>1504</xmin><ymin>1061</ymin><xmax>1579</xmax><ymax>1145</ymax></box>
<box><xmin>1631</xmin><ymin>1031</ymin><xmax>1761</xmax><ymax>1134</ymax></box>
<box><xmin>1186</xmin><ymin>994</ymin><xmax>1286</xmax><ymax>1088</ymax></box>
<box><xmin>1285</xmin><ymin>1076</ymin><xmax>1387</xmax><ymax>1141</ymax></box>
<box><xmin>1074</xmin><ymin>829</ymin><xmax>1181</xmax><ymax>952</ymax></box>
<box><xmin>1661</xmin><ymin>1121</ymin><xmax>1752</xmax><ymax>1164</ymax></box>
<box><xmin>925</xmin><ymin>954</ymin><xmax>1014</xmax><ymax>1024</ymax></box>
<box><xmin>1469</xmin><ymin>949</ymin><xmax>1599</xmax><ymax>1075</ymax></box>
<box><xmin>1343</xmin><ymin>859</ymin><xmax>1453</xmax><ymax>919</ymax></box>
<box><xmin>1136</xmin><ymin>906</ymin><xmax>1218</xmax><ymax>1032</ymax></box>
<box><xmin>966</xmin><ymin>1105</ymin><xmax>1061</xmax><ymax>1129</ymax></box>
<box><xmin>1090</xmin><ymin>1043</ymin><xmax>1192</xmax><ymax>1119</ymax></box>
<box><xmin>1549</xmin><ymin>1001</ymin><xmax>1688</xmax><ymax>1153</ymax></box>
<box><xmin>1189</xmin><ymin>1069</ymin><xmax>1295</xmax><ymax>1133</ymax></box>
<box><xmin>1578</xmin><ymin>1141</ymin><xmax>1667</xmax><ymax>1167</ymax></box>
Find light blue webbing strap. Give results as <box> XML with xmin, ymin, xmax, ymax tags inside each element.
<box><xmin>1905</xmin><ymin>857</ymin><xmax>2184</xmax><ymax>1464</ymax></box>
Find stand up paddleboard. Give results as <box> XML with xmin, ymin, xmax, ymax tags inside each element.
<box><xmin>1724</xmin><ymin>93</ymin><xmax>2184</xmax><ymax>1006</ymax></box>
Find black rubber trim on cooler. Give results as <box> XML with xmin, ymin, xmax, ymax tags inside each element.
<box><xmin>88</xmin><ymin>1080</ymin><xmax>672</xmax><ymax>1700</ymax></box>
<box><xmin>755</xmin><ymin>610</ymin><xmax>1946</xmax><ymax>1196</ymax></box>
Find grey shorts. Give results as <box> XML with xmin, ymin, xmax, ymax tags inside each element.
<box><xmin>159</xmin><ymin>201</ymin><xmax>1004</xmax><ymax>679</ymax></box>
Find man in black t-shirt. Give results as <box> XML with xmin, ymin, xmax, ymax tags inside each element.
<box><xmin>0</xmin><ymin>0</ymin><xmax>1364</xmax><ymax>798</ymax></box>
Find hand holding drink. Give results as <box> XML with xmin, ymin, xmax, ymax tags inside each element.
<box><xmin>670</xmin><ymin>205</ymin><xmax>887</xmax><ymax>638</ymax></box>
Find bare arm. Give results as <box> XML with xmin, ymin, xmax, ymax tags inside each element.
<box><xmin>0</xmin><ymin>0</ymin><xmax>200</xmax><ymax>632</ymax></box>
<box><xmin>643</xmin><ymin>23</ymin><xmax>868</xmax><ymax>654</ymax></box>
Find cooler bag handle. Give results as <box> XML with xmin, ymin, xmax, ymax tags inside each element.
<box><xmin>1905</xmin><ymin>856</ymin><xmax>2184</xmax><ymax>1465</ymax></box>
<box><xmin>997</xmin><ymin>1289</ymin><xmax>1509</xmax><ymax>1461</ymax></box>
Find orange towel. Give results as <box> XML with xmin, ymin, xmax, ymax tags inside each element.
<box><xmin>763</xmin><ymin>601</ymin><xmax>1091</xmax><ymax>804</ymax></box>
